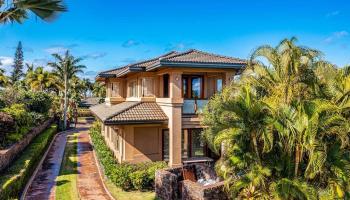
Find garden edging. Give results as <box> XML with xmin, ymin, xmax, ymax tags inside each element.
<box><xmin>0</xmin><ymin>118</ymin><xmax>54</xmax><ymax>172</ymax></box>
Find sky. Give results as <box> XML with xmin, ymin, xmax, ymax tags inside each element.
<box><xmin>1</xmin><ymin>0</ymin><xmax>350</xmax><ymax>80</ymax></box>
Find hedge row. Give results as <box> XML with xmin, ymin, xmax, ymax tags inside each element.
<box><xmin>0</xmin><ymin>124</ymin><xmax>57</xmax><ymax>199</ymax></box>
<box><xmin>89</xmin><ymin>121</ymin><xmax>167</xmax><ymax>191</ymax></box>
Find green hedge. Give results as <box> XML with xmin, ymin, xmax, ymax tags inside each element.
<box><xmin>89</xmin><ymin>121</ymin><xmax>167</xmax><ymax>191</ymax></box>
<box><xmin>0</xmin><ymin>124</ymin><xmax>57</xmax><ymax>199</ymax></box>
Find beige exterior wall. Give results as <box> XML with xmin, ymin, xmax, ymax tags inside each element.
<box><xmin>101</xmin><ymin>67</ymin><xmax>237</xmax><ymax>166</ymax></box>
<box><xmin>102</xmin><ymin>123</ymin><xmax>165</xmax><ymax>163</ymax></box>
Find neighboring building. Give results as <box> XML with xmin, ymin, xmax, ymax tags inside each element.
<box><xmin>91</xmin><ymin>49</ymin><xmax>246</xmax><ymax>167</ymax></box>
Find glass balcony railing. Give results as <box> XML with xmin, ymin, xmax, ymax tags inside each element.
<box><xmin>182</xmin><ymin>99</ymin><xmax>209</xmax><ymax>114</ymax></box>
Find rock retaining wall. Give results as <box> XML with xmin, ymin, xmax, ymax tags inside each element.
<box><xmin>0</xmin><ymin>118</ymin><xmax>54</xmax><ymax>172</ymax></box>
<box><xmin>155</xmin><ymin>163</ymin><xmax>228</xmax><ymax>200</ymax></box>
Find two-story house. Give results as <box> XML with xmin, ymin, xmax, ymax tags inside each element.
<box><xmin>91</xmin><ymin>49</ymin><xmax>246</xmax><ymax>167</ymax></box>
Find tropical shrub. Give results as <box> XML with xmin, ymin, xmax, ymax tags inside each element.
<box><xmin>0</xmin><ymin>112</ymin><xmax>15</xmax><ymax>147</ymax></box>
<box><xmin>23</xmin><ymin>91</ymin><xmax>52</xmax><ymax>114</ymax></box>
<box><xmin>2</xmin><ymin>103</ymin><xmax>33</xmax><ymax>128</ymax></box>
<box><xmin>0</xmin><ymin>124</ymin><xmax>57</xmax><ymax>199</ymax></box>
<box><xmin>89</xmin><ymin>121</ymin><xmax>167</xmax><ymax>191</ymax></box>
<box><xmin>202</xmin><ymin>38</ymin><xmax>350</xmax><ymax>199</ymax></box>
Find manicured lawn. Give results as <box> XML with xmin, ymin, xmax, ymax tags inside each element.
<box><xmin>56</xmin><ymin>133</ymin><xmax>79</xmax><ymax>200</ymax></box>
<box><xmin>104</xmin><ymin>178</ymin><xmax>158</xmax><ymax>200</ymax></box>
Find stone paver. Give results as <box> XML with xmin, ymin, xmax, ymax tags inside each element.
<box><xmin>25</xmin><ymin>132</ymin><xmax>69</xmax><ymax>200</ymax></box>
<box><xmin>77</xmin><ymin>121</ymin><xmax>112</xmax><ymax>200</ymax></box>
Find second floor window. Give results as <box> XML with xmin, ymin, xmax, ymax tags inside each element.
<box><xmin>111</xmin><ymin>82</ymin><xmax>119</xmax><ymax>97</ymax></box>
<box><xmin>182</xmin><ymin>75</ymin><xmax>203</xmax><ymax>99</ymax></box>
<box><xmin>129</xmin><ymin>81</ymin><xmax>137</xmax><ymax>97</ymax></box>
<box><xmin>142</xmin><ymin>78</ymin><xmax>154</xmax><ymax>97</ymax></box>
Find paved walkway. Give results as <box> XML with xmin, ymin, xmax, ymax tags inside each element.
<box><xmin>24</xmin><ymin>118</ymin><xmax>113</xmax><ymax>200</ymax></box>
<box><xmin>77</xmin><ymin>122</ymin><xmax>112</xmax><ymax>200</ymax></box>
<box><xmin>25</xmin><ymin>132</ymin><xmax>69</xmax><ymax>200</ymax></box>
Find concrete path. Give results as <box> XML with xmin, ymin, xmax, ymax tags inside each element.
<box><xmin>24</xmin><ymin>132</ymin><xmax>69</xmax><ymax>200</ymax></box>
<box><xmin>77</xmin><ymin>121</ymin><xmax>112</xmax><ymax>200</ymax></box>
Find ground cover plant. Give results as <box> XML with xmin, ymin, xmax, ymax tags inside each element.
<box><xmin>202</xmin><ymin>37</ymin><xmax>350</xmax><ymax>199</ymax></box>
<box><xmin>89</xmin><ymin>121</ymin><xmax>167</xmax><ymax>193</ymax></box>
<box><xmin>56</xmin><ymin>132</ymin><xmax>79</xmax><ymax>200</ymax></box>
<box><xmin>0</xmin><ymin>124</ymin><xmax>57</xmax><ymax>199</ymax></box>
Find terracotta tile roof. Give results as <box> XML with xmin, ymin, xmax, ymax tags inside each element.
<box><xmin>96</xmin><ymin>49</ymin><xmax>246</xmax><ymax>79</ymax></box>
<box><xmin>90</xmin><ymin>102</ymin><xmax>168</xmax><ymax>125</ymax></box>
<box><xmin>160</xmin><ymin>49</ymin><xmax>246</xmax><ymax>65</ymax></box>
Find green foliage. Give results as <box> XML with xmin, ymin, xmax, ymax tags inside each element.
<box><xmin>0</xmin><ymin>124</ymin><xmax>57</xmax><ymax>199</ymax></box>
<box><xmin>9</xmin><ymin>41</ymin><xmax>24</xmax><ymax>84</ymax></box>
<box><xmin>23</xmin><ymin>91</ymin><xmax>52</xmax><ymax>114</ymax></box>
<box><xmin>2</xmin><ymin>103</ymin><xmax>33</xmax><ymax>128</ymax></box>
<box><xmin>202</xmin><ymin>38</ymin><xmax>350</xmax><ymax>199</ymax></box>
<box><xmin>89</xmin><ymin>121</ymin><xmax>167</xmax><ymax>191</ymax></box>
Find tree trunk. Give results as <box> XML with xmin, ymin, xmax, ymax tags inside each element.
<box><xmin>252</xmin><ymin>132</ymin><xmax>261</xmax><ymax>164</ymax></box>
<box><xmin>63</xmin><ymin>74</ymin><xmax>67</xmax><ymax>130</ymax></box>
<box><xmin>294</xmin><ymin>144</ymin><xmax>301</xmax><ymax>177</ymax></box>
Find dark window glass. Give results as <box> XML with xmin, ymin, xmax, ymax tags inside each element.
<box><xmin>216</xmin><ymin>78</ymin><xmax>223</xmax><ymax>92</ymax></box>
<box><xmin>163</xmin><ymin>74</ymin><xmax>169</xmax><ymax>98</ymax></box>
<box><xmin>191</xmin><ymin>77</ymin><xmax>202</xmax><ymax>98</ymax></box>
<box><xmin>162</xmin><ymin>129</ymin><xmax>169</xmax><ymax>160</ymax></box>
<box><xmin>190</xmin><ymin>129</ymin><xmax>205</xmax><ymax>157</ymax></box>
<box><xmin>182</xmin><ymin>78</ymin><xmax>188</xmax><ymax>98</ymax></box>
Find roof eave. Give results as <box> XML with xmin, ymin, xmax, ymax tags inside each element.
<box><xmin>116</xmin><ymin>66</ymin><xmax>145</xmax><ymax>77</ymax></box>
<box><xmin>146</xmin><ymin>61</ymin><xmax>246</xmax><ymax>71</ymax></box>
<box><xmin>104</xmin><ymin>119</ymin><xmax>168</xmax><ymax>125</ymax></box>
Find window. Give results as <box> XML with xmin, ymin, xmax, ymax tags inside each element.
<box><xmin>112</xmin><ymin>129</ymin><xmax>119</xmax><ymax>152</ymax></box>
<box><xmin>111</xmin><ymin>82</ymin><xmax>119</xmax><ymax>97</ymax></box>
<box><xmin>162</xmin><ymin>128</ymin><xmax>206</xmax><ymax>161</ymax></box>
<box><xmin>182</xmin><ymin>75</ymin><xmax>203</xmax><ymax>99</ymax></box>
<box><xmin>163</xmin><ymin>74</ymin><xmax>169</xmax><ymax>98</ymax></box>
<box><xmin>216</xmin><ymin>78</ymin><xmax>223</xmax><ymax>92</ymax></box>
<box><xmin>190</xmin><ymin>129</ymin><xmax>205</xmax><ymax>157</ymax></box>
<box><xmin>129</xmin><ymin>81</ymin><xmax>137</xmax><ymax>97</ymax></box>
<box><xmin>142</xmin><ymin>78</ymin><xmax>154</xmax><ymax>97</ymax></box>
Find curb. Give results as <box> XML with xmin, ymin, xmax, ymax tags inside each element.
<box><xmin>87</xmin><ymin>134</ymin><xmax>116</xmax><ymax>200</ymax></box>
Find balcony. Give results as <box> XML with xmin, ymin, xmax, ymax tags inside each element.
<box><xmin>182</xmin><ymin>99</ymin><xmax>209</xmax><ymax>114</ymax></box>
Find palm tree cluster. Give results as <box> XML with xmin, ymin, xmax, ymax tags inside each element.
<box><xmin>202</xmin><ymin>37</ymin><xmax>350</xmax><ymax>199</ymax></box>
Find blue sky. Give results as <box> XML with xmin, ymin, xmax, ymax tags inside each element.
<box><xmin>1</xmin><ymin>0</ymin><xmax>350</xmax><ymax>80</ymax></box>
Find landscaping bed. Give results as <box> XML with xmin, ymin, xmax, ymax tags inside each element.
<box><xmin>0</xmin><ymin>118</ymin><xmax>54</xmax><ymax>171</ymax></box>
<box><xmin>56</xmin><ymin>132</ymin><xmax>79</xmax><ymax>200</ymax></box>
<box><xmin>0</xmin><ymin>124</ymin><xmax>57</xmax><ymax>199</ymax></box>
<box><xmin>89</xmin><ymin>121</ymin><xmax>166</xmax><ymax>199</ymax></box>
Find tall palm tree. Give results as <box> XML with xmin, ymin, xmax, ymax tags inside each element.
<box><xmin>25</xmin><ymin>66</ymin><xmax>56</xmax><ymax>91</ymax></box>
<box><xmin>48</xmin><ymin>50</ymin><xmax>85</xmax><ymax>130</ymax></box>
<box><xmin>0</xmin><ymin>0</ymin><xmax>66</xmax><ymax>24</ymax></box>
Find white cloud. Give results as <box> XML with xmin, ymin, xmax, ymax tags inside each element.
<box><xmin>0</xmin><ymin>56</ymin><xmax>14</xmax><ymax>67</ymax></box>
<box><xmin>324</xmin><ymin>31</ymin><xmax>349</xmax><ymax>43</ymax></box>
<box><xmin>326</xmin><ymin>11</ymin><xmax>340</xmax><ymax>17</ymax></box>
<box><xmin>122</xmin><ymin>40</ymin><xmax>140</xmax><ymax>48</ymax></box>
<box><xmin>82</xmin><ymin>52</ymin><xmax>107</xmax><ymax>60</ymax></box>
<box><xmin>165</xmin><ymin>42</ymin><xmax>194</xmax><ymax>51</ymax></box>
<box><xmin>44</xmin><ymin>44</ymin><xmax>79</xmax><ymax>54</ymax></box>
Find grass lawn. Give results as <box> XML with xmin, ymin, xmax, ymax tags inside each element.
<box><xmin>56</xmin><ymin>133</ymin><xmax>79</xmax><ymax>200</ymax></box>
<box><xmin>104</xmin><ymin>178</ymin><xmax>157</xmax><ymax>200</ymax></box>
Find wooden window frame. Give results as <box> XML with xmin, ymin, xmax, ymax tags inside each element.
<box><xmin>182</xmin><ymin>75</ymin><xmax>205</xmax><ymax>99</ymax></box>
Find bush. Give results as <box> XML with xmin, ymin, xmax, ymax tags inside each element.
<box><xmin>23</xmin><ymin>91</ymin><xmax>52</xmax><ymax>114</ymax></box>
<box><xmin>89</xmin><ymin>121</ymin><xmax>167</xmax><ymax>191</ymax></box>
<box><xmin>0</xmin><ymin>124</ymin><xmax>57</xmax><ymax>199</ymax></box>
<box><xmin>2</xmin><ymin>104</ymin><xmax>33</xmax><ymax>128</ymax></box>
<box><xmin>0</xmin><ymin>112</ymin><xmax>15</xmax><ymax>147</ymax></box>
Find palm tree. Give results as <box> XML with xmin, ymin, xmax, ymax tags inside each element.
<box><xmin>48</xmin><ymin>50</ymin><xmax>85</xmax><ymax>130</ymax></box>
<box><xmin>0</xmin><ymin>0</ymin><xmax>66</xmax><ymax>24</ymax></box>
<box><xmin>25</xmin><ymin>66</ymin><xmax>56</xmax><ymax>91</ymax></box>
<box><xmin>202</xmin><ymin>38</ymin><xmax>350</xmax><ymax>199</ymax></box>
<box><xmin>92</xmin><ymin>81</ymin><xmax>106</xmax><ymax>98</ymax></box>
